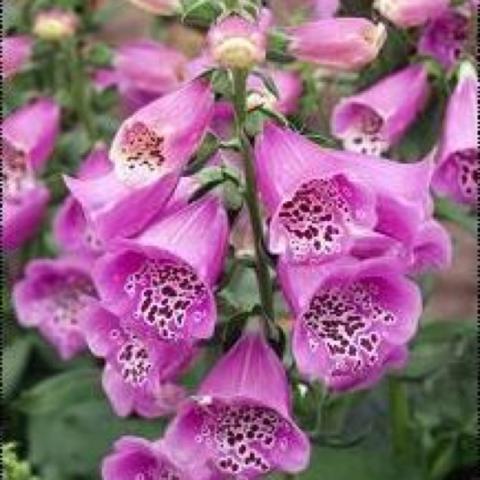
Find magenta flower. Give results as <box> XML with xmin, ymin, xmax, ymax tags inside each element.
<box><xmin>288</xmin><ymin>18</ymin><xmax>387</xmax><ymax>71</ymax></box>
<box><xmin>13</xmin><ymin>257</ymin><xmax>97</xmax><ymax>360</ymax></box>
<box><xmin>375</xmin><ymin>0</ymin><xmax>450</xmax><ymax>28</ymax></box>
<box><xmin>93</xmin><ymin>196</ymin><xmax>229</xmax><ymax>343</ymax></box>
<box><xmin>331</xmin><ymin>65</ymin><xmax>430</xmax><ymax>155</ymax></box>
<box><xmin>418</xmin><ymin>9</ymin><xmax>471</xmax><ymax>69</ymax></box>
<box><xmin>114</xmin><ymin>40</ymin><xmax>186</xmax><ymax>113</ymax></box>
<box><xmin>81</xmin><ymin>302</ymin><xmax>192</xmax><ymax>417</ymax></box>
<box><xmin>432</xmin><ymin>62</ymin><xmax>478</xmax><ymax>205</ymax></box>
<box><xmin>54</xmin><ymin>147</ymin><xmax>111</xmax><ymax>256</ymax></box>
<box><xmin>164</xmin><ymin>331</ymin><xmax>311</xmax><ymax>478</ymax></box>
<box><xmin>255</xmin><ymin>123</ymin><xmax>433</xmax><ymax>264</ymax></box>
<box><xmin>279</xmin><ymin>257</ymin><xmax>422</xmax><ymax>391</ymax></box>
<box><xmin>207</xmin><ymin>10</ymin><xmax>271</xmax><ymax>69</ymax></box>
<box><xmin>2</xmin><ymin>35</ymin><xmax>33</xmax><ymax>80</ymax></box>
<box><xmin>102</xmin><ymin>436</ymin><xmax>198</xmax><ymax>480</ymax></box>
<box><xmin>3</xmin><ymin>98</ymin><xmax>60</xmax><ymax>250</ymax></box>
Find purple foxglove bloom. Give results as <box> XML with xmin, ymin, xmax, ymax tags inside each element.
<box><xmin>164</xmin><ymin>331</ymin><xmax>311</xmax><ymax>478</ymax></box>
<box><xmin>375</xmin><ymin>0</ymin><xmax>450</xmax><ymax>28</ymax></box>
<box><xmin>255</xmin><ymin>123</ymin><xmax>433</xmax><ymax>264</ymax></box>
<box><xmin>93</xmin><ymin>196</ymin><xmax>229</xmax><ymax>343</ymax></box>
<box><xmin>207</xmin><ymin>10</ymin><xmax>271</xmax><ymax>70</ymax></box>
<box><xmin>82</xmin><ymin>302</ymin><xmax>192</xmax><ymax>417</ymax></box>
<box><xmin>432</xmin><ymin>62</ymin><xmax>478</xmax><ymax>205</ymax></box>
<box><xmin>418</xmin><ymin>9</ymin><xmax>471</xmax><ymax>69</ymax></box>
<box><xmin>288</xmin><ymin>18</ymin><xmax>387</xmax><ymax>71</ymax></box>
<box><xmin>2</xmin><ymin>35</ymin><xmax>33</xmax><ymax>80</ymax></box>
<box><xmin>102</xmin><ymin>436</ymin><xmax>201</xmax><ymax>480</ymax></box>
<box><xmin>114</xmin><ymin>40</ymin><xmax>187</xmax><ymax>113</ymax></box>
<box><xmin>247</xmin><ymin>69</ymin><xmax>303</xmax><ymax>116</ymax></box>
<box><xmin>109</xmin><ymin>78</ymin><xmax>214</xmax><ymax>188</ymax></box>
<box><xmin>331</xmin><ymin>64</ymin><xmax>430</xmax><ymax>155</ymax></box>
<box><xmin>279</xmin><ymin>257</ymin><xmax>422</xmax><ymax>391</ymax></box>
<box><xmin>54</xmin><ymin>147</ymin><xmax>111</xmax><ymax>256</ymax></box>
<box><xmin>13</xmin><ymin>257</ymin><xmax>98</xmax><ymax>360</ymax></box>
<box><xmin>128</xmin><ymin>0</ymin><xmax>181</xmax><ymax>15</ymax></box>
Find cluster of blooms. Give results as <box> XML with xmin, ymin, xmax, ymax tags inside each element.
<box><xmin>4</xmin><ymin>0</ymin><xmax>477</xmax><ymax>478</ymax></box>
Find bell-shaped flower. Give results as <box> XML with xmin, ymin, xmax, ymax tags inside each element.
<box><xmin>278</xmin><ymin>257</ymin><xmax>422</xmax><ymax>391</ymax></box>
<box><xmin>3</xmin><ymin>98</ymin><xmax>60</xmax><ymax>250</ymax></box>
<box><xmin>374</xmin><ymin>0</ymin><xmax>450</xmax><ymax>28</ymax></box>
<box><xmin>418</xmin><ymin>8</ymin><xmax>471</xmax><ymax>70</ymax></box>
<box><xmin>128</xmin><ymin>0</ymin><xmax>181</xmax><ymax>15</ymax></box>
<box><xmin>288</xmin><ymin>18</ymin><xmax>387</xmax><ymax>71</ymax></box>
<box><xmin>81</xmin><ymin>302</ymin><xmax>193</xmax><ymax>417</ymax></box>
<box><xmin>93</xmin><ymin>196</ymin><xmax>229</xmax><ymax>343</ymax></box>
<box><xmin>432</xmin><ymin>62</ymin><xmax>478</xmax><ymax>205</ymax></box>
<box><xmin>2</xmin><ymin>35</ymin><xmax>33</xmax><ymax>80</ymax></box>
<box><xmin>13</xmin><ymin>257</ymin><xmax>98</xmax><ymax>360</ymax></box>
<box><xmin>207</xmin><ymin>10</ymin><xmax>271</xmax><ymax>70</ymax></box>
<box><xmin>254</xmin><ymin>123</ymin><xmax>433</xmax><ymax>265</ymax></box>
<box><xmin>164</xmin><ymin>331</ymin><xmax>311</xmax><ymax>478</ymax></box>
<box><xmin>331</xmin><ymin>64</ymin><xmax>430</xmax><ymax>156</ymax></box>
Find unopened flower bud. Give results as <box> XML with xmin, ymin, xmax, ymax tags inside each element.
<box><xmin>33</xmin><ymin>9</ymin><xmax>78</xmax><ymax>41</ymax></box>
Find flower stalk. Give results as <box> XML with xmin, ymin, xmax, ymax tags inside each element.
<box><xmin>388</xmin><ymin>376</ymin><xmax>411</xmax><ymax>460</ymax></box>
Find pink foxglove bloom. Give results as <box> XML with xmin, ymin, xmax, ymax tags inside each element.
<box><xmin>54</xmin><ymin>147</ymin><xmax>111</xmax><ymax>256</ymax></box>
<box><xmin>93</xmin><ymin>196</ymin><xmax>228</xmax><ymax>343</ymax></box>
<box><xmin>128</xmin><ymin>0</ymin><xmax>181</xmax><ymax>15</ymax></box>
<box><xmin>374</xmin><ymin>0</ymin><xmax>449</xmax><ymax>28</ymax></box>
<box><xmin>255</xmin><ymin>123</ymin><xmax>433</xmax><ymax>265</ymax></box>
<box><xmin>2</xmin><ymin>35</ymin><xmax>33</xmax><ymax>80</ymax></box>
<box><xmin>432</xmin><ymin>62</ymin><xmax>478</xmax><ymax>205</ymax></box>
<box><xmin>33</xmin><ymin>8</ymin><xmax>78</xmax><ymax>41</ymax></box>
<box><xmin>13</xmin><ymin>258</ymin><xmax>97</xmax><ymax>360</ymax></box>
<box><xmin>279</xmin><ymin>258</ymin><xmax>422</xmax><ymax>391</ymax></box>
<box><xmin>288</xmin><ymin>18</ymin><xmax>387</xmax><ymax>71</ymax></box>
<box><xmin>331</xmin><ymin>64</ymin><xmax>430</xmax><ymax>155</ymax></box>
<box><xmin>65</xmin><ymin>79</ymin><xmax>214</xmax><ymax>241</ymax></box>
<box><xmin>164</xmin><ymin>332</ymin><xmax>311</xmax><ymax>478</ymax></box>
<box><xmin>114</xmin><ymin>40</ymin><xmax>186</xmax><ymax>113</ymax></box>
<box><xmin>207</xmin><ymin>10</ymin><xmax>271</xmax><ymax>69</ymax></box>
<box><xmin>418</xmin><ymin>9</ymin><xmax>471</xmax><ymax>69</ymax></box>
<box><xmin>102</xmin><ymin>437</ymin><xmax>199</xmax><ymax>480</ymax></box>
<box><xmin>3</xmin><ymin>98</ymin><xmax>60</xmax><ymax>250</ymax></box>
<box><xmin>81</xmin><ymin>302</ymin><xmax>192</xmax><ymax>417</ymax></box>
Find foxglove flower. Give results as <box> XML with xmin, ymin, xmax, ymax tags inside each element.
<box><xmin>94</xmin><ymin>196</ymin><xmax>229</xmax><ymax>343</ymax></box>
<box><xmin>54</xmin><ymin>147</ymin><xmax>111</xmax><ymax>256</ymax></box>
<box><xmin>13</xmin><ymin>258</ymin><xmax>97</xmax><ymax>360</ymax></box>
<box><xmin>418</xmin><ymin>9</ymin><xmax>471</xmax><ymax>69</ymax></box>
<box><xmin>279</xmin><ymin>257</ymin><xmax>422</xmax><ymax>391</ymax></box>
<box><xmin>288</xmin><ymin>18</ymin><xmax>387</xmax><ymax>71</ymax></box>
<box><xmin>3</xmin><ymin>98</ymin><xmax>60</xmax><ymax>250</ymax></box>
<box><xmin>432</xmin><ymin>62</ymin><xmax>478</xmax><ymax>205</ymax></box>
<box><xmin>65</xmin><ymin>79</ymin><xmax>214</xmax><ymax>241</ymax></box>
<box><xmin>33</xmin><ymin>8</ymin><xmax>78</xmax><ymax>41</ymax></box>
<box><xmin>82</xmin><ymin>302</ymin><xmax>192</xmax><ymax>417</ymax></box>
<box><xmin>255</xmin><ymin>123</ymin><xmax>433</xmax><ymax>264</ymax></box>
<box><xmin>114</xmin><ymin>40</ymin><xmax>186</xmax><ymax>113</ymax></box>
<box><xmin>128</xmin><ymin>0</ymin><xmax>181</xmax><ymax>15</ymax></box>
<box><xmin>374</xmin><ymin>0</ymin><xmax>449</xmax><ymax>28</ymax></box>
<box><xmin>164</xmin><ymin>331</ymin><xmax>311</xmax><ymax>478</ymax></box>
<box><xmin>207</xmin><ymin>10</ymin><xmax>271</xmax><ymax>70</ymax></box>
<box><xmin>102</xmin><ymin>437</ymin><xmax>200</xmax><ymax>480</ymax></box>
<box><xmin>2</xmin><ymin>35</ymin><xmax>33</xmax><ymax>80</ymax></box>
<box><xmin>331</xmin><ymin>64</ymin><xmax>430</xmax><ymax>155</ymax></box>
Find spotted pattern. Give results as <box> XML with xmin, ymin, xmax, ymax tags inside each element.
<box><xmin>117</xmin><ymin>337</ymin><xmax>152</xmax><ymax>386</ymax></box>
<box><xmin>343</xmin><ymin>109</ymin><xmax>388</xmax><ymax>156</ymax></box>
<box><xmin>277</xmin><ymin>178</ymin><xmax>356</xmax><ymax>261</ymax></box>
<box><xmin>120</xmin><ymin>121</ymin><xmax>165</xmax><ymax>174</ymax></box>
<box><xmin>125</xmin><ymin>259</ymin><xmax>209</xmax><ymax>341</ymax></box>
<box><xmin>2</xmin><ymin>139</ymin><xmax>33</xmax><ymax>201</ymax></box>
<box><xmin>194</xmin><ymin>402</ymin><xmax>292</xmax><ymax>477</ymax></box>
<box><xmin>130</xmin><ymin>463</ymin><xmax>182</xmax><ymax>480</ymax></box>
<box><xmin>301</xmin><ymin>281</ymin><xmax>396</xmax><ymax>378</ymax></box>
<box><xmin>453</xmin><ymin>149</ymin><xmax>478</xmax><ymax>200</ymax></box>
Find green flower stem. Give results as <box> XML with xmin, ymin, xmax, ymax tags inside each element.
<box><xmin>388</xmin><ymin>376</ymin><xmax>411</xmax><ymax>460</ymax></box>
<box><xmin>232</xmin><ymin>69</ymin><xmax>275</xmax><ymax>323</ymax></box>
<box><xmin>65</xmin><ymin>40</ymin><xmax>97</xmax><ymax>143</ymax></box>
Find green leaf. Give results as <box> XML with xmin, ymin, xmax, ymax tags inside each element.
<box><xmin>3</xmin><ymin>335</ymin><xmax>34</xmax><ymax>400</ymax></box>
<box><xmin>181</xmin><ymin>0</ymin><xmax>222</xmax><ymax>27</ymax></box>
